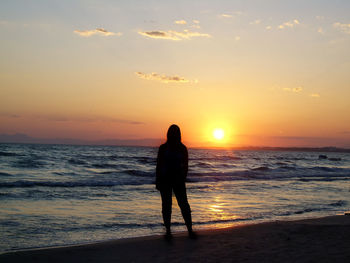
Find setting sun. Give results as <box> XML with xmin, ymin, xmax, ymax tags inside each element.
<box><xmin>213</xmin><ymin>128</ymin><xmax>225</xmax><ymax>140</ymax></box>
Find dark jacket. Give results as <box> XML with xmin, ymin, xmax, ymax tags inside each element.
<box><xmin>156</xmin><ymin>142</ymin><xmax>188</xmax><ymax>190</ymax></box>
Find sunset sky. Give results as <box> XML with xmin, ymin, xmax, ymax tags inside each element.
<box><xmin>1</xmin><ymin>0</ymin><xmax>350</xmax><ymax>147</ymax></box>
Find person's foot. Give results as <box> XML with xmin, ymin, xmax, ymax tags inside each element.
<box><xmin>164</xmin><ymin>229</ymin><xmax>172</xmax><ymax>241</ymax></box>
<box><xmin>166</xmin><ymin>228</ymin><xmax>171</xmax><ymax>235</ymax></box>
<box><xmin>188</xmin><ymin>230</ymin><xmax>197</xmax><ymax>239</ymax></box>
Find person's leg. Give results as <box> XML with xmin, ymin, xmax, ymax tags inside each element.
<box><xmin>173</xmin><ymin>183</ymin><xmax>193</xmax><ymax>232</ymax></box>
<box><xmin>160</xmin><ymin>188</ymin><xmax>172</xmax><ymax>234</ymax></box>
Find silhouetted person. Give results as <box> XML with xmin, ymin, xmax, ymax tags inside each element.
<box><xmin>156</xmin><ymin>124</ymin><xmax>195</xmax><ymax>239</ymax></box>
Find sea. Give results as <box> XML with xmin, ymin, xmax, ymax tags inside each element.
<box><xmin>0</xmin><ymin>143</ymin><xmax>349</xmax><ymax>252</ymax></box>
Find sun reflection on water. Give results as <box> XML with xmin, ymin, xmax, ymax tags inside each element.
<box><xmin>207</xmin><ymin>196</ymin><xmax>239</xmax><ymax>228</ymax></box>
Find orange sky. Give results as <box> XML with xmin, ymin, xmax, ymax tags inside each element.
<box><xmin>1</xmin><ymin>1</ymin><xmax>350</xmax><ymax>147</ymax></box>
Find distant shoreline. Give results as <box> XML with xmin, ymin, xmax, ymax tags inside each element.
<box><xmin>1</xmin><ymin>140</ymin><xmax>350</xmax><ymax>153</ymax></box>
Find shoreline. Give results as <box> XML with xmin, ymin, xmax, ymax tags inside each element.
<box><xmin>1</xmin><ymin>215</ymin><xmax>349</xmax><ymax>262</ymax></box>
<box><xmin>0</xmin><ymin>213</ymin><xmax>343</xmax><ymax>254</ymax></box>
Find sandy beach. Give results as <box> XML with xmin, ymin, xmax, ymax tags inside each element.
<box><xmin>1</xmin><ymin>215</ymin><xmax>349</xmax><ymax>263</ymax></box>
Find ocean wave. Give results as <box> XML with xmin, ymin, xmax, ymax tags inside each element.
<box><xmin>309</xmin><ymin>166</ymin><xmax>336</xmax><ymax>172</ymax></box>
<box><xmin>107</xmin><ymin>155</ymin><xmax>122</xmax><ymax>160</ymax></box>
<box><xmin>10</xmin><ymin>165</ymin><xmax>349</xmax><ymax>188</ymax></box>
<box><xmin>188</xmin><ymin>166</ymin><xmax>350</xmax><ymax>182</ymax></box>
<box><xmin>90</xmin><ymin>163</ymin><xmax>121</xmax><ymax>169</ymax></box>
<box><xmin>190</xmin><ymin>156</ymin><xmax>242</xmax><ymax>161</ymax></box>
<box><xmin>62</xmin><ymin>217</ymin><xmax>259</xmax><ymax>232</ymax></box>
<box><xmin>194</xmin><ymin>217</ymin><xmax>261</xmax><ymax>225</ymax></box>
<box><xmin>14</xmin><ymin>158</ymin><xmax>46</xmax><ymax>168</ymax></box>
<box><xmin>329</xmin><ymin>200</ymin><xmax>347</xmax><ymax>207</ymax></box>
<box><xmin>136</xmin><ymin>157</ymin><xmax>156</xmax><ymax>164</ymax></box>
<box><xmin>252</xmin><ymin>166</ymin><xmax>270</xmax><ymax>171</ymax></box>
<box><xmin>124</xmin><ymin>169</ymin><xmax>154</xmax><ymax>177</ymax></box>
<box><xmin>53</xmin><ymin>172</ymin><xmax>80</xmax><ymax>176</ymax></box>
<box><xmin>283</xmin><ymin>200</ymin><xmax>347</xmax><ymax>216</ymax></box>
<box><xmin>194</xmin><ymin>161</ymin><xmax>214</xmax><ymax>168</ymax></box>
<box><xmin>100</xmin><ymin>217</ymin><xmax>261</xmax><ymax>229</ymax></box>
<box><xmin>0</xmin><ymin>172</ymin><xmax>12</xmax><ymax>176</ymax></box>
<box><xmin>68</xmin><ymin>159</ymin><xmax>86</xmax><ymax>165</ymax></box>
<box><xmin>0</xmin><ymin>179</ymin><xmax>150</xmax><ymax>188</ymax></box>
<box><xmin>278</xmin><ymin>166</ymin><xmax>296</xmax><ymax>170</ymax></box>
<box><xmin>0</xmin><ymin>151</ymin><xmax>20</xmax><ymax>157</ymax></box>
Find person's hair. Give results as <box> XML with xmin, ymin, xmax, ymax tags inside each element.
<box><xmin>167</xmin><ymin>124</ymin><xmax>181</xmax><ymax>144</ymax></box>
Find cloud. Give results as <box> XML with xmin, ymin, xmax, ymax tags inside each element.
<box><xmin>280</xmin><ymin>87</ymin><xmax>322</xmax><ymax>99</ymax></box>
<box><xmin>191</xmin><ymin>20</ymin><xmax>200</xmax><ymax>28</ymax></box>
<box><xmin>310</xmin><ymin>93</ymin><xmax>320</xmax><ymax>98</ymax></box>
<box><xmin>333</xmin><ymin>22</ymin><xmax>350</xmax><ymax>34</ymax></box>
<box><xmin>221</xmin><ymin>14</ymin><xmax>233</xmax><ymax>18</ymax></box>
<box><xmin>283</xmin><ymin>86</ymin><xmax>303</xmax><ymax>93</ymax></box>
<box><xmin>220</xmin><ymin>11</ymin><xmax>243</xmax><ymax>18</ymax></box>
<box><xmin>138</xmin><ymin>29</ymin><xmax>211</xmax><ymax>40</ymax></box>
<box><xmin>250</xmin><ymin>19</ymin><xmax>261</xmax><ymax>25</ymax></box>
<box><xmin>135</xmin><ymin>72</ymin><xmax>197</xmax><ymax>84</ymax></box>
<box><xmin>74</xmin><ymin>28</ymin><xmax>122</xmax><ymax>37</ymax></box>
<box><xmin>278</xmin><ymin>19</ymin><xmax>300</xmax><ymax>29</ymax></box>
<box><xmin>174</xmin><ymin>20</ymin><xmax>187</xmax><ymax>25</ymax></box>
<box><xmin>266</xmin><ymin>26</ymin><xmax>272</xmax><ymax>30</ymax></box>
<box><xmin>235</xmin><ymin>36</ymin><xmax>241</xmax><ymax>41</ymax></box>
<box><xmin>293</xmin><ymin>87</ymin><xmax>303</xmax><ymax>93</ymax></box>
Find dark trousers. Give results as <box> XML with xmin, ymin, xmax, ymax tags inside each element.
<box><xmin>160</xmin><ymin>183</ymin><xmax>192</xmax><ymax>231</ymax></box>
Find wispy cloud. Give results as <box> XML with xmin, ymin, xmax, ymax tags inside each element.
<box><xmin>250</xmin><ymin>19</ymin><xmax>261</xmax><ymax>25</ymax></box>
<box><xmin>135</xmin><ymin>72</ymin><xmax>197</xmax><ymax>84</ymax></box>
<box><xmin>278</xmin><ymin>86</ymin><xmax>321</xmax><ymax>99</ymax></box>
<box><xmin>220</xmin><ymin>11</ymin><xmax>242</xmax><ymax>19</ymax></box>
<box><xmin>278</xmin><ymin>19</ymin><xmax>300</xmax><ymax>29</ymax></box>
<box><xmin>174</xmin><ymin>20</ymin><xmax>187</xmax><ymax>25</ymax></box>
<box><xmin>138</xmin><ymin>30</ymin><xmax>211</xmax><ymax>40</ymax></box>
<box><xmin>333</xmin><ymin>22</ymin><xmax>350</xmax><ymax>34</ymax></box>
<box><xmin>221</xmin><ymin>14</ymin><xmax>233</xmax><ymax>18</ymax></box>
<box><xmin>191</xmin><ymin>20</ymin><xmax>201</xmax><ymax>28</ymax></box>
<box><xmin>283</xmin><ymin>86</ymin><xmax>303</xmax><ymax>93</ymax></box>
<box><xmin>310</xmin><ymin>93</ymin><xmax>321</xmax><ymax>98</ymax></box>
<box><xmin>74</xmin><ymin>28</ymin><xmax>122</xmax><ymax>37</ymax></box>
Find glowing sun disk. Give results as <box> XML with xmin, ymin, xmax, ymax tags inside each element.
<box><xmin>213</xmin><ymin>128</ymin><xmax>225</xmax><ymax>140</ymax></box>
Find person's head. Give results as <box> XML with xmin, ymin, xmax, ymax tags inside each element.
<box><xmin>167</xmin><ymin>124</ymin><xmax>181</xmax><ymax>144</ymax></box>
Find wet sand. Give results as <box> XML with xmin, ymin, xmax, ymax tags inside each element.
<box><xmin>1</xmin><ymin>215</ymin><xmax>349</xmax><ymax>263</ymax></box>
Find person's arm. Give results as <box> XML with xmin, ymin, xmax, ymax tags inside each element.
<box><xmin>183</xmin><ymin>145</ymin><xmax>188</xmax><ymax>180</ymax></box>
<box><xmin>155</xmin><ymin>146</ymin><xmax>163</xmax><ymax>190</ymax></box>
